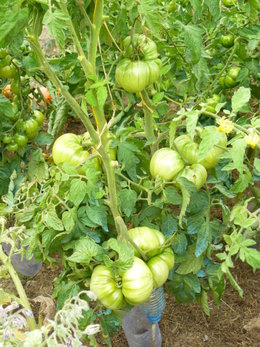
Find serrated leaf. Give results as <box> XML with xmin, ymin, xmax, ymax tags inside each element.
<box><xmin>195</xmin><ymin>223</ymin><xmax>211</xmax><ymax>257</ymax></box>
<box><xmin>28</xmin><ymin>149</ymin><xmax>49</xmax><ymax>181</ymax></box>
<box><xmin>215</xmin><ymin>184</ymin><xmax>236</xmax><ymax>198</ymax></box>
<box><xmin>43</xmin><ymin>9</ymin><xmax>69</xmax><ymax>48</ymax></box>
<box><xmin>240</xmin><ymin>247</ymin><xmax>260</xmax><ymax>272</ymax></box>
<box><xmin>44</xmin><ymin>208</ymin><xmax>64</xmax><ymax>231</ymax></box>
<box><xmin>193</xmin><ymin>58</ymin><xmax>209</xmax><ymax>90</ymax></box>
<box><xmin>204</xmin><ymin>0</ymin><xmax>220</xmax><ymax>18</ymax></box>
<box><xmin>187</xmin><ymin>213</ymin><xmax>205</xmax><ymax>234</ymax></box>
<box><xmin>62</xmin><ymin>208</ymin><xmax>77</xmax><ymax>232</ymax></box>
<box><xmin>103</xmin><ymin>238</ymin><xmax>134</xmax><ymax>273</ymax></box>
<box><xmin>186</xmin><ymin>110</ymin><xmax>199</xmax><ymax>139</ymax></box>
<box><xmin>172</xmin><ymin>234</ymin><xmax>188</xmax><ymax>255</ymax></box>
<box><xmin>201</xmin><ymin>290</ymin><xmax>210</xmax><ymax>316</ymax></box>
<box><xmin>68</xmin><ymin>237</ymin><xmax>98</xmax><ymax>264</ymax></box>
<box><xmin>164</xmin><ymin>186</ymin><xmax>182</xmax><ymax>205</ymax></box>
<box><xmin>138</xmin><ymin>0</ymin><xmax>161</xmax><ymax>34</ymax></box>
<box><xmin>87</xmin><ymin>205</ymin><xmax>108</xmax><ymax>231</ymax></box>
<box><xmin>176</xmin><ymin>245</ymin><xmax>203</xmax><ymax>275</ymax></box>
<box><xmin>179</xmin><ymin>22</ymin><xmax>202</xmax><ymax>64</ymax></box>
<box><xmin>86</xmin><ymin>90</ymin><xmax>97</xmax><ymax>107</ymax></box>
<box><xmin>232</xmin><ymin>87</ymin><xmax>251</xmax><ymax>114</ymax></box>
<box><xmin>69</xmin><ymin>179</ymin><xmax>87</xmax><ymax>207</ymax></box>
<box><xmin>198</xmin><ymin>127</ymin><xmax>220</xmax><ymax>161</ymax></box>
<box><xmin>169</xmin><ymin>120</ymin><xmax>180</xmax><ymax>148</ymax></box>
<box><xmin>118</xmin><ymin>142</ymin><xmax>140</xmax><ymax>181</ymax></box>
<box><xmin>231</xmin><ymin>173</ymin><xmax>251</xmax><ymax>193</ymax></box>
<box><xmin>221</xmin><ymin>138</ymin><xmax>247</xmax><ymax>175</ymax></box>
<box><xmin>97</xmin><ymin>86</ymin><xmax>107</xmax><ymax>109</ymax></box>
<box><xmin>161</xmin><ymin>215</ymin><xmax>178</xmax><ymax>237</ymax></box>
<box><xmin>190</xmin><ymin>0</ymin><xmax>202</xmax><ymax>21</ymax></box>
<box><xmin>119</xmin><ymin>189</ymin><xmax>137</xmax><ymax>217</ymax></box>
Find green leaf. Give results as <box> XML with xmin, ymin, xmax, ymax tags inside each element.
<box><xmin>35</xmin><ymin>132</ymin><xmax>54</xmax><ymax>146</ymax></box>
<box><xmin>62</xmin><ymin>208</ymin><xmax>77</xmax><ymax>232</ymax></box>
<box><xmin>230</xmin><ymin>173</ymin><xmax>252</xmax><ymax>193</ymax></box>
<box><xmin>179</xmin><ymin>23</ymin><xmax>202</xmax><ymax>64</ymax></box>
<box><xmin>103</xmin><ymin>238</ymin><xmax>134</xmax><ymax>273</ymax></box>
<box><xmin>86</xmin><ymin>90</ymin><xmax>97</xmax><ymax>107</ymax></box>
<box><xmin>190</xmin><ymin>0</ymin><xmax>202</xmax><ymax>21</ymax></box>
<box><xmin>161</xmin><ymin>215</ymin><xmax>178</xmax><ymax>237</ymax></box>
<box><xmin>118</xmin><ymin>142</ymin><xmax>140</xmax><ymax>181</ymax></box>
<box><xmin>231</xmin><ymin>87</ymin><xmax>251</xmax><ymax>114</ymax></box>
<box><xmin>167</xmin><ymin>273</ymin><xmax>200</xmax><ymax>303</ymax></box>
<box><xmin>187</xmin><ymin>213</ymin><xmax>205</xmax><ymax>234</ymax></box>
<box><xmin>0</xmin><ymin>94</ymin><xmax>14</xmax><ymax>119</ymax></box>
<box><xmin>195</xmin><ymin>223</ymin><xmax>211</xmax><ymax>257</ymax></box>
<box><xmin>164</xmin><ymin>186</ymin><xmax>182</xmax><ymax>205</ymax></box>
<box><xmin>28</xmin><ymin>149</ymin><xmax>49</xmax><ymax>181</ymax></box>
<box><xmin>69</xmin><ymin>179</ymin><xmax>87</xmax><ymax>207</ymax></box>
<box><xmin>193</xmin><ymin>58</ymin><xmax>209</xmax><ymax>89</ymax></box>
<box><xmin>43</xmin><ymin>9</ymin><xmax>68</xmax><ymax>48</ymax></box>
<box><xmin>119</xmin><ymin>189</ymin><xmax>137</xmax><ymax>217</ymax></box>
<box><xmin>172</xmin><ymin>234</ymin><xmax>188</xmax><ymax>255</ymax></box>
<box><xmin>215</xmin><ymin>184</ymin><xmax>236</xmax><ymax>198</ymax></box>
<box><xmin>226</xmin><ymin>269</ymin><xmax>243</xmax><ymax>297</ymax></box>
<box><xmin>176</xmin><ymin>245</ymin><xmax>203</xmax><ymax>275</ymax></box>
<box><xmin>0</xmin><ymin>2</ymin><xmax>28</xmax><ymax>47</ymax></box>
<box><xmin>68</xmin><ymin>237</ymin><xmax>98</xmax><ymax>264</ymax></box>
<box><xmin>221</xmin><ymin>138</ymin><xmax>247</xmax><ymax>175</ymax></box>
<box><xmin>200</xmin><ymin>290</ymin><xmax>210</xmax><ymax>316</ymax></box>
<box><xmin>198</xmin><ymin>127</ymin><xmax>220</xmax><ymax>161</ymax></box>
<box><xmin>169</xmin><ymin>120</ymin><xmax>180</xmax><ymax>148</ymax></box>
<box><xmin>138</xmin><ymin>0</ymin><xmax>161</xmax><ymax>34</ymax></box>
<box><xmin>204</xmin><ymin>0</ymin><xmax>220</xmax><ymax>18</ymax></box>
<box><xmin>186</xmin><ymin>110</ymin><xmax>199</xmax><ymax>139</ymax></box>
<box><xmin>240</xmin><ymin>247</ymin><xmax>260</xmax><ymax>272</ymax></box>
<box><xmin>254</xmin><ymin>158</ymin><xmax>260</xmax><ymax>173</ymax></box>
<box><xmin>87</xmin><ymin>205</ymin><xmax>108</xmax><ymax>231</ymax></box>
<box><xmin>96</xmin><ymin>86</ymin><xmax>108</xmax><ymax>109</ymax></box>
<box><xmin>44</xmin><ymin>207</ymin><xmax>64</xmax><ymax>231</ymax></box>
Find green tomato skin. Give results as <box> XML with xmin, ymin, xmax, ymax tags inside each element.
<box><xmin>227</xmin><ymin>66</ymin><xmax>240</xmax><ymax>80</ymax></box>
<box><xmin>33</xmin><ymin>110</ymin><xmax>45</xmax><ymax>125</ymax></box>
<box><xmin>0</xmin><ymin>65</ymin><xmax>17</xmax><ymax>79</ymax></box>
<box><xmin>122</xmin><ymin>257</ymin><xmax>153</xmax><ymax>305</ymax></box>
<box><xmin>22</xmin><ymin>119</ymin><xmax>39</xmax><ymax>139</ymax></box>
<box><xmin>128</xmin><ymin>226</ymin><xmax>165</xmax><ymax>258</ymax></box>
<box><xmin>14</xmin><ymin>134</ymin><xmax>28</xmax><ymax>147</ymax></box>
<box><xmin>52</xmin><ymin>133</ymin><xmax>89</xmax><ymax>167</ymax></box>
<box><xmin>219</xmin><ymin>76</ymin><xmax>226</xmax><ymax>88</ymax></box>
<box><xmin>90</xmin><ymin>265</ymin><xmax>125</xmax><ymax>310</ymax></box>
<box><xmin>222</xmin><ymin>0</ymin><xmax>236</xmax><ymax>7</ymax></box>
<box><xmin>7</xmin><ymin>142</ymin><xmax>18</xmax><ymax>152</ymax></box>
<box><xmin>0</xmin><ymin>49</ymin><xmax>8</xmax><ymax>59</ymax></box>
<box><xmin>220</xmin><ymin>34</ymin><xmax>234</xmax><ymax>48</ymax></box>
<box><xmin>174</xmin><ymin>135</ymin><xmax>199</xmax><ymax>164</ymax></box>
<box><xmin>2</xmin><ymin>134</ymin><xmax>12</xmax><ymax>144</ymax></box>
<box><xmin>147</xmin><ymin>257</ymin><xmax>169</xmax><ymax>288</ymax></box>
<box><xmin>178</xmin><ymin>164</ymin><xmax>207</xmax><ymax>190</ymax></box>
<box><xmin>123</xmin><ymin>34</ymin><xmax>159</xmax><ymax>61</ymax></box>
<box><xmin>157</xmin><ymin>248</ymin><xmax>175</xmax><ymax>269</ymax></box>
<box><xmin>150</xmin><ymin>148</ymin><xmax>185</xmax><ymax>181</ymax></box>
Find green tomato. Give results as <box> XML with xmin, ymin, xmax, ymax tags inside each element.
<box><xmin>220</xmin><ymin>34</ymin><xmax>234</xmax><ymax>48</ymax></box>
<box><xmin>33</xmin><ymin>110</ymin><xmax>45</xmax><ymax>125</ymax></box>
<box><xmin>22</xmin><ymin>118</ymin><xmax>39</xmax><ymax>139</ymax></box>
<box><xmin>7</xmin><ymin>142</ymin><xmax>18</xmax><ymax>152</ymax></box>
<box><xmin>128</xmin><ymin>226</ymin><xmax>165</xmax><ymax>258</ymax></box>
<box><xmin>177</xmin><ymin>164</ymin><xmax>207</xmax><ymax>190</ymax></box>
<box><xmin>14</xmin><ymin>133</ymin><xmax>28</xmax><ymax>147</ymax></box>
<box><xmin>2</xmin><ymin>134</ymin><xmax>12</xmax><ymax>144</ymax></box>
<box><xmin>227</xmin><ymin>66</ymin><xmax>240</xmax><ymax>80</ymax></box>
<box><xmin>0</xmin><ymin>65</ymin><xmax>17</xmax><ymax>79</ymax></box>
<box><xmin>122</xmin><ymin>257</ymin><xmax>153</xmax><ymax>305</ymax></box>
<box><xmin>90</xmin><ymin>265</ymin><xmax>125</xmax><ymax>310</ymax></box>
<box><xmin>219</xmin><ymin>76</ymin><xmax>226</xmax><ymax>88</ymax></box>
<box><xmin>150</xmin><ymin>148</ymin><xmax>184</xmax><ymax>181</ymax></box>
<box><xmin>174</xmin><ymin>135</ymin><xmax>199</xmax><ymax>164</ymax></box>
<box><xmin>157</xmin><ymin>248</ymin><xmax>175</xmax><ymax>269</ymax></box>
<box><xmin>0</xmin><ymin>55</ymin><xmax>12</xmax><ymax>68</ymax></box>
<box><xmin>224</xmin><ymin>75</ymin><xmax>237</xmax><ymax>88</ymax></box>
<box><xmin>147</xmin><ymin>256</ymin><xmax>169</xmax><ymax>288</ymax></box>
<box><xmin>52</xmin><ymin>133</ymin><xmax>89</xmax><ymax>167</ymax></box>
<box><xmin>0</xmin><ymin>48</ymin><xmax>8</xmax><ymax>59</ymax></box>
<box><xmin>222</xmin><ymin>0</ymin><xmax>236</xmax><ymax>7</ymax></box>
<box><xmin>116</xmin><ymin>34</ymin><xmax>161</xmax><ymax>93</ymax></box>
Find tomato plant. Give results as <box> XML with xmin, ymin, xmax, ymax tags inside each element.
<box><xmin>0</xmin><ymin>0</ymin><xmax>259</xmax><ymax>345</ymax></box>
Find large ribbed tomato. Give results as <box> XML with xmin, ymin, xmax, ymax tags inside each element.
<box><xmin>177</xmin><ymin>164</ymin><xmax>207</xmax><ymax>190</ymax></box>
<box><xmin>147</xmin><ymin>248</ymin><xmax>174</xmax><ymax>287</ymax></box>
<box><xmin>116</xmin><ymin>34</ymin><xmax>161</xmax><ymax>93</ymax></box>
<box><xmin>150</xmin><ymin>148</ymin><xmax>185</xmax><ymax>181</ymax></box>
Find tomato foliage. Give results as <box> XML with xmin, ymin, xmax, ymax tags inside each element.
<box><xmin>0</xmin><ymin>0</ymin><xmax>259</xmax><ymax>344</ymax></box>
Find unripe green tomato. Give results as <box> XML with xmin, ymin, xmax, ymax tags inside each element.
<box><xmin>147</xmin><ymin>256</ymin><xmax>169</xmax><ymax>287</ymax></box>
<box><xmin>207</xmin><ymin>94</ymin><xmax>220</xmax><ymax>106</ymax></box>
<box><xmin>0</xmin><ymin>65</ymin><xmax>17</xmax><ymax>79</ymax></box>
<box><xmin>122</xmin><ymin>257</ymin><xmax>153</xmax><ymax>305</ymax></box>
<box><xmin>33</xmin><ymin>110</ymin><xmax>45</xmax><ymax>125</ymax></box>
<box><xmin>22</xmin><ymin>119</ymin><xmax>39</xmax><ymax>139</ymax></box>
<box><xmin>220</xmin><ymin>34</ymin><xmax>234</xmax><ymax>48</ymax></box>
<box><xmin>0</xmin><ymin>55</ymin><xmax>12</xmax><ymax>68</ymax></box>
<box><xmin>227</xmin><ymin>66</ymin><xmax>240</xmax><ymax>80</ymax></box>
<box><xmin>199</xmin><ymin>130</ymin><xmax>227</xmax><ymax>169</ymax></box>
<box><xmin>52</xmin><ymin>133</ymin><xmax>89</xmax><ymax>167</ymax></box>
<box><xmin>177</xmin><ymin>164</ymin><xmax>207</xmax><ymax>189</ymax></box>
<box><xmin>7</xmin><ymin>142</ymin><xmax>18</xmax><ymax>152</ymax></box>
<box><xmin>128</xmin><ymin>226</ymin><xmax>165</xmax><ymax>258</ymax></box>
<box><xmin>14</xmin><ymin>133</ymin><xmax>28</xmax><ymax>147</ymax></box>
<box><xmin>224</xmin><ymin>75</ymin><xmax>237</xmax><ymax>88</ymax></box>
<box><xmin>90</xmin><ymin>265</ymin><xmax>125</xmax><ymax>310</ymax></box>
<box><xmin>222</xmin><ymin>0</ymin><xmax>236</xmax><ymax>7</ymax></box>
<box><xmin>2</xmin><ymin>134</ymin><xmax>12</xmax><ymax>144</ymax></box>
<box><xmin>0</xmin><ymin>48</ymin><xmax>8</xmax><ymax>59</ymax></box>
<box><xmin>174</xmin><ymin>135</ymin><xmax>199</xmax><ymax>164</ymax></box>
<box><xmin>150</xmin><ymin>148</ymin><xmax>184</xmax><ymax>181</ymax></box>
<box><xmin>205</xmin><ymin>105</ymin><xmax>217</xmax><ymax>113</ymax></box>
<box><xmin>157</xmin><ymin>248</ymin><xmax>175</xmax><ymax>269</ymax></box>
<box><xmin>219</xmin><ymin>76</ymin><xmax>226</xmax><ymax>88</ymax></box>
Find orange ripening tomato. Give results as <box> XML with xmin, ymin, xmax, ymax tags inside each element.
<box><xmin>2</xmin><ymin>84</ymin><xmax>12</xmax><ymax>99</ymax></box>
<box><xmin>39</xmin><ymin>86</ymin><xmax>52</xmax><ymax>103</ymax></box>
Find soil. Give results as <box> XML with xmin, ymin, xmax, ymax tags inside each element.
<box><xmin>1</xmin><ymin>261</ymin><xmax>259</xmax><ymax>347</ymax></box>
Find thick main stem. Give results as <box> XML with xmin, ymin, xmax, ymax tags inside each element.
<box><xmin>0</xmin><ymin>246</ymin><xmax>37</xmax><ymax>330</ymax></box>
